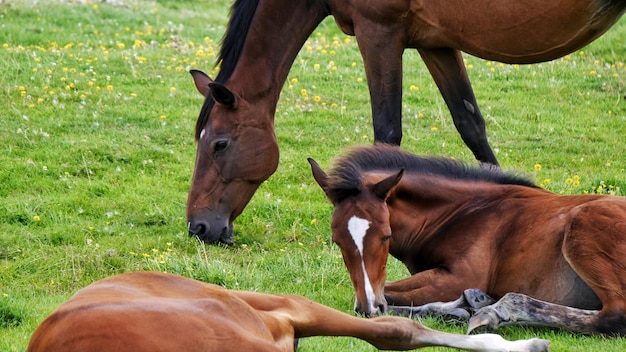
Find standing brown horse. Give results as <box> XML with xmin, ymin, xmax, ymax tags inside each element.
<box><xmin>28</xmin><ymin>271</ymin><xmax>550</xmax><ymax>352</ymax></box>
<box><xmin>309</xmin><ymin>144</ymin><xmax>626</xmax><ymax>335</ymax></box>
<box><xmin>188</xmin><ymin>0</ymin><xmax>626</xmax><ymax>243</ymax></box>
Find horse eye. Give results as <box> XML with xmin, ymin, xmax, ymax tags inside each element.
<box><xmin>382</xmin><ymin>234</ymin><xmax>391</xmax><ymax>243</ymax></box>
<box><xmin>213</xmin><ymin>140</ymin><xmax>228</xmax><ymax>153</ymax></box>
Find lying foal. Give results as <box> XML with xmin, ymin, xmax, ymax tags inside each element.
<box><xmin>28</xmin><ymin>272</ymin><xmax>549</xmax><ymax>351</ymax></box>
<box><xmin>309</xmin><ymin>144</ymin><xmax>626</xmax><ymax>335</ymax></box>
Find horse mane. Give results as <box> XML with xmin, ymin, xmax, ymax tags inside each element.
<box><xmin>195</xmin><ymin>0</ymin><xmax>260</xmax><ymax>141</ymax></box>
<box><xmin>325</xmin><ymin>144</ymin><xmax>537</xmax><ymax>203</ymax></box>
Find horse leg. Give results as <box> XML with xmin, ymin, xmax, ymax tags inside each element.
<box><xmin>467</xmin><ymin>292</ymin><xmax>617</xmax><ymax>335</ymax></box>
<box><xmin>384</xmin><ymin>265</ymin><xmax>487</xmax><ymax>305</ymax></box>
<box><xmin>236</xmin><ymin>292</ymin><xmax>549</xmax><ymax>351</ymax></box>
<box><xmin>390</xmin><ymin>288</ymin><xmax>496</xmax><ymax>321</ymax></box>
<box><xmin>559</xmin><ymin>200</ymin><xmax>626</xmax><ymax>334</ymax></box>
<box><xmin>417</xmin><ymin>48</ymin><xmax>499</xmax><ymax>166</ymax></box>
<box><xmin>354</xmin><ymin>32</ymin><xmax>404</xmax><ymax>145</ymax></box>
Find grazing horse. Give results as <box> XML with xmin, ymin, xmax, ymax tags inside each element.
<box><xmin>186</xmin><ymin>0</ymin><xmax>626</xmax><ymax>243</ymax></box>
<box><xmin>309</xmin><ymin>144</ymin><xmax>626</xmax><ymax>335</ymax></box>
<box><xmin>27</xmin><ymin>272</ymin><xmax>549</xmax><ymax>352</ymax></box>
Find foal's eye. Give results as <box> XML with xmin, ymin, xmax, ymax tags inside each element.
<box><xmin>382</xmin><ymin>235</ymin><xmax>391</xmax><ymax>243</ymax></box>
<box><xmin>213</xmin><ymin>140</ymin><xmax>228</xmax><ymax>153</ymax></box>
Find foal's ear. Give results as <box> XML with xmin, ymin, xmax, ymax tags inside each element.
<box><xmin>308</xmin><ymin>158</ymin><xmax>331</xmax><ymax>197</ymax></box>
<box><xmin>190</xmin><ymin>69</ymin><xmax>213</xmax><ymax>97</ymax></box>
<box><xmin>372</xmin><ymin>169</ymin><xmax>403</xmax><ymax>199</ymax></box>
<box><xmin>209</xmin><ymin>82</ymin><xmax>237</xmax><ymax>110</ymax></box>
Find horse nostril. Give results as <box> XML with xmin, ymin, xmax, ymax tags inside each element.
<box><xmin>377</xmin><ymin>303</ymin><xmax>387</xmax><ymax>314</ymax></box>
<box><xmin>354</xmin><ymin>307</ymin><xmax>366</xmax><ymax>317</ymax></box>
<box><xmin>188</xmin><ymin>220</ymin><xmax>209</xmax><ymax>236</ymax></box>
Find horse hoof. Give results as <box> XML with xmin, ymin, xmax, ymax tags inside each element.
<box><xmin>463</xmin><ymin>288</ymin><xmax>496</xmax><ymax>309</ymax></box>
<box><xmin>467</xmin><ymin>311</ymin><xmax>498</xmax><ymax>334</ymax></box>
<box><xmin>528</xmin><ymin>338</ymin><xmax>551</xmax><ymax>352</ymax></box>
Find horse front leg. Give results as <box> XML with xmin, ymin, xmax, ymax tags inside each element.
<box><xmin>418</xmin><ymin>48</ymin><xmax>499</xmax><ymax>166</ymax></box>
<box><xmin>384</xmin><ymin>266</ymin><xmax>483</xmax><ymax>305</ymax></box>
<box><xmin>355</xmin><ymin>33</ymin><xmax>404</xmax><ymax>145</ymax></box>
<box><xmin>389</xmin><ymin>288</ymin><xmax>497</xmax><ymax>322</ymax></box>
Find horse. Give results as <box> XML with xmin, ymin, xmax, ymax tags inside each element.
<box><xmin>27</xmin><ymin>272</ymin><xmax>549</xmax><ymax>352</ymax></box>
<box><xmin>309</xmin><ymin>144</ymin><xmax>626</xmax><ymax>335</ymax></box>
<box><xmin>187</xmin><ymin>0</ymin><xmax>626</xmax><ymax>243</ymax></box>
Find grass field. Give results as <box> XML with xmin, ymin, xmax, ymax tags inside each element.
<box><xmin>1</xmin><ymin>0</ymin><xmax>625</xmax><ymax>350</ymax></box>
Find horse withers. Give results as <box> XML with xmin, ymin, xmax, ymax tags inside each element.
<box><xmin>186</xmin><ymin>0</ymin><xmax>625</xmax><ymax>243</ymax></box>
<box><xmin>27</xmin><ymin>272</ymin><xmax>549</xmax><ymax>352</ymax></box>
<box><xmin>310</xmin><ymin>144</ymin><xmax>626</xmax><ymax>335</ymax></box>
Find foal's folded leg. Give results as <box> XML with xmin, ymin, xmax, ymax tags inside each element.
<box><xmin>389</xmin><ymin>288</ymin><xmax>497</xmax><ymax>322</ymax></box>
<box><xmin>388</xmin><ymin>294</ymin><xmax>472</xmax><ymax>321</ymax></box>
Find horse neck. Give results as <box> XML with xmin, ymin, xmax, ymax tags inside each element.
<box><xmin>386</xmin><ymin>173</ymin><xmax>500</xmax><ymax>260</ymax></box>
<box><xmin>392</xmin><ymin>172</ymin><xmax>487</xmax><ymax>206</ymax></box>
<box><xmin>228</xmin><ymin>0</ymin><xmax>329</xmax><ymax>106</ymax></box>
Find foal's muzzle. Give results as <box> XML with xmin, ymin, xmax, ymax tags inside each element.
<box><xmin>355</xmin><ymin>301</ymin><xmax>388</xmax><ymax>318</ymax></box>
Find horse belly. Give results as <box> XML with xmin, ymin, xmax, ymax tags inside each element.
<box><xmin>492</xmin><ymin>253</ymin><xmax>600</xmax><ymax>309</ymax></box>
<box><xmin>534</xmin><ymin>261</ymin><xmax>601</xmax><ymax>310</ymax></box>
<box><xmin>410</xmin><ymin>0</ymin><xmax>626</xmax><ymax>63</ymax></box>
<box><xmin>485</xmin><ymin>208</ymin><xmax>583</xmax><ymax>302</ymax></box>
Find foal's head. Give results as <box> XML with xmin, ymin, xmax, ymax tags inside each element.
<box><xmin>309</xmin><ymin>156</ymin><xmax>403</xmax><ymax>317</ymax></box>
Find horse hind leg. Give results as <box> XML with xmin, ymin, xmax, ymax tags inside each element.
<box><xmin>417</xmin><ymin>47</ymin><xmax>499</xmax><ymax>166</ymax></box>
<box><xmin>467</xmin><ymin>292</ymin><xmax>610</xmax><ymax>334</ymax></box>
<box><xmin>561</xmin><ymin>200</ymin><xmax>626</xmax><ymax>334</ymax></box>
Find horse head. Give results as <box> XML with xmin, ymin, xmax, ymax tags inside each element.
<box><xmin>309</xmin><ymin>158</ymin><xmax>403</xmax><ymax>317</ymax></box>
<box><xmin>187</xmin><ymin>70</ymin><xmax>279</xmax><ymax>244</ymax></box>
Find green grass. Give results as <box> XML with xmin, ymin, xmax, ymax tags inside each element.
<box><xmin>1</xmin><ymin>0</ymin><xmax>625</xmax><ymax>351</ymax></box>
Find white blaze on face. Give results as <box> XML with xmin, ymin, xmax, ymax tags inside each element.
<box><xmin>199</xmin><ymin>128</ymin><xmax>206</xmax><ymax>140</ymax></box>
<box><xmin>347</xmin><ymin>216</ymin><xmax>377</xmax><ymax>314</ymax></box>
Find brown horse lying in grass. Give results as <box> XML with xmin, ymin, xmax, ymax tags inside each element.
<box><xmin>309</xmin><ymin>144</ymin><xmax>626</xmax><ymax>335</ymax></box>
<box><xmin>27</xmin><ymin>271</ymin><xmax>549</xmax><ymax>352</ymax></box>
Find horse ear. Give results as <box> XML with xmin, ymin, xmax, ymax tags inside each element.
<box><xmin>209</xmin><ymin>82</ymin><xmax>237</xmax><ymax>109</ymax></box>
<box><xmin>372</xmin><ymin>169</ymin><xmax>403</xmax><ymax>199</ymax></box>
<box><xmin>190</xmin><ymin>69</ymin><xmax>213</xmax><ymax>97</ymax></box>
<box><xmin>308</xmin><ymin>158</ymin><xmax>331</xmax><ymax>199</ymax></box>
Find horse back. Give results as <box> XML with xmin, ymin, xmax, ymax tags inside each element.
<box><xmin>27</xmin><ymin>272</ymin><xmax>286</xmax><ymax>352</ymax></box>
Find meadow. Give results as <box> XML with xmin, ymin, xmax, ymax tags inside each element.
<box><xmin>1</xmin><ymin>0</ymin><xmax>625</xmax><ymax>350</ymax></box>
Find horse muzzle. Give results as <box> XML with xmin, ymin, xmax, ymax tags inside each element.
<box><xmin>187</xmin><ymin>213</ymin><xmax>234</xmax><ymax>245</ymax></box>
<box><xmin>355</xmin><ymin>298</ymin><xmax>388</xmax><ymax>318</ymax></box>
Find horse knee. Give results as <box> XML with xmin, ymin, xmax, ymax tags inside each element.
<box><xmin>374</xmin><ymin>129</ymin><xmax>402</xmax><ymax>145</ymax></box>
<box><xmin>596</xmin><ymin>309</ymin><xmax>626</xmax><ymax>335</ymax></box>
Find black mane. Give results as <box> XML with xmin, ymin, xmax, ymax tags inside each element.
<box><xmin>195</xmin><ymin>0</ymin><xmax>260</xmax><ymax>140</ymax></box>
<box><xmin>325</xmin><ymin>144</ymin><xmax>537</xmax><ymax>202</ymax></box>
